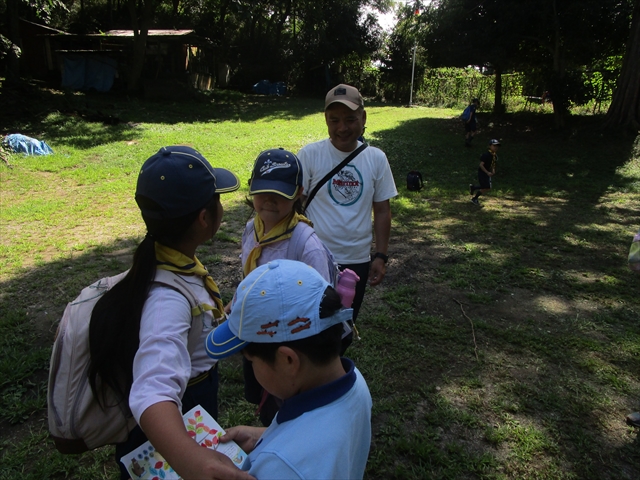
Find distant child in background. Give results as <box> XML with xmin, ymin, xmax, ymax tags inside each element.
<box><xmin>207</xmin><ymin>260</ymin><xmax>372</xmax><ymax>480</ymax></box>
<box><xmin>238</xmin><ymin>148</ymin><xmax>338</xmax><ymax>426</ymax></box>
<box><xmin>470</xmin><ymin>139</ymin><xmax>500</xmax><ymax>206</ymax></box>
<box><xmin>464</xmin><ymin>98</ymin><xmax>480</xmax><ymax>147</ymax></box>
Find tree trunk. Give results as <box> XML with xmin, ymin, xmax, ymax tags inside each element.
<box><xmin>604</xmin><ymin>0</ymin><xmax>640</xmax><ymax>131</ymax></box>
<box><xmin>551</xmin><ymin>0</ymin><xmax>566</xmax><ymax>129</ymax></box>
<box><xmin>5</xmin><ymin>0</ymin><xmax>20</xmax><ymax>84</ymax></box>
<box><xmin>493</xmin><ymin>66</ymin><xmax>504</xmax><ymax>114</ymax></box>
<box><xmin>127</xmin><ymin>0</ymin><xmax>155</xmax><ymax>92</ymax></box>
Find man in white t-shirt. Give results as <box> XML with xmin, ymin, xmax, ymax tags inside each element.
<box><xmin>297</xmin><ymin>84</ymin><xmax>397</xmax><ymax>322</ymax></box>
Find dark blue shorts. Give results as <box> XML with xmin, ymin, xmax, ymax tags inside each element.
<box><xmin>478</xmin><ymin>171</ymin><xmax>492</xmax><ymax>189</ymax></box>
<box><xmin>465</xmin><ymin>120</ymin><xmax>477</xmax><ymax>133</ymax></box>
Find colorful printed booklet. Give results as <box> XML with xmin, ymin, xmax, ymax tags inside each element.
<box><xmin>120</xmin><ymin>405</ymin><xmax>247</xmax><ymax>479</ymax></box>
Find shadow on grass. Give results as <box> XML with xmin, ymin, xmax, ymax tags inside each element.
<box><xmin>0</xmin><ymin>201</ymin><xmax>250</xmax><ymax>479</ymax></box>
<box><xmin>358</xmin><ymin>115</ymin><xmax>640</xmax><ymax>478</ymax></box>
<box><xmin>374</xmin><ymin>112</ymin><xmax>639</xmax><ymax>302</ymax></box>
<box><xmin>356</xmin><ymin>252</ymin><xmax>640</xmax><ymax>478</ymax></box>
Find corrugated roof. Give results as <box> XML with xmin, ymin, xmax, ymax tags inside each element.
<box><xmin>101</xmin><ymin>29</ymin><xmax>195</xmax><ymax>37</ymax></box>
<box><xmin>20</xmin><ymin>18</ymin><xmax>68</xmax><ymax>34</ymax></box>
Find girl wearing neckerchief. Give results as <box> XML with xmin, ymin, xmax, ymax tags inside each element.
<box><xmin>88</xmin><ymin>146</ymin><xmax>252</xmax><ymax>480</ymax></box>
<box><xmin>236</xmin><ymin>148</ymin><xmax>338</xmax><ymax>427</ymax></box>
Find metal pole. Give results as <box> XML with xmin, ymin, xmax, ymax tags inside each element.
<box><xmin>409</xmin><ymin>42</ymin><xmax>417</xmax><ymax>106</ymax></box>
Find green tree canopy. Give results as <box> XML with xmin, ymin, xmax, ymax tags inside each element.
<box><xmin>417</xmin><ymin>0</ymin><xmax>634</xmax><ymax>126</ymax></box>
<box><xmin>1</xmin><ymin>0</ymin><xmax>391</xmax><ymax>93</ymax></box>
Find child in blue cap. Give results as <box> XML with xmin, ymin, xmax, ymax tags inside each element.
<box><xmin>87</xmin><ymin>146</ymin><xmax>252</xmax><ymax>480</ymax></box>
<box><xmin>206</xmin><ymin>259</ymin><xmax>372</xmax><ymax>480</ymax></box>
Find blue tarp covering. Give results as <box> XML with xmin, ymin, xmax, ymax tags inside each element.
<box><xmin>61</xmin><ymin>55</ymin><xmax>118</xmax><ymax>92</ymax></box>
<box><xmin>252</xmin><ymin>80</ymin><xmax>287</xmax><ymax>96</ymax></box>
<box><xmin>3</xmin><ymin>134</ymin><xmax>54</xmax><ymax>155</ymax></box>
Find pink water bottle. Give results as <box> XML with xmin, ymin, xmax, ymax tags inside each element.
<box><xmin>335</xmin><ymin>268</ymin><xmax>360</xmax><ymax>308</ymax></box>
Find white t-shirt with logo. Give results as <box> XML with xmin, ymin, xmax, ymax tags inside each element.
<box><xmin>298</xmin><ymin>139</ymin><xmax>397</xmax><ymax>264</ymax></box>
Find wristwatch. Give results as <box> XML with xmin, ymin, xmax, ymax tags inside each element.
<box><xmin>372</xmin><ymin>252</ymin><xmax>389</xmax><ymax>264</ymax></box>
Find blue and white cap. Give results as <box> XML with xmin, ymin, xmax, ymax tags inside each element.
<box><xmin>249</xmin><ymin>148</ymin><xmax>302</xmax><ymax>200</ymax></box>
<box><xmin>205</xmin><ymin>260</ymin><xmax>352</xmax><ymax>359</ymax></box>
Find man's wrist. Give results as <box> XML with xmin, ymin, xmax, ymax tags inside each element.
<box><xmin>372</xmin><ymin>252</ymin><xmax>389</xmax><ymax>264</ymax></box>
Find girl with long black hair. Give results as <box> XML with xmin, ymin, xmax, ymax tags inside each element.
<box><xmin>88</xmin><ymin>146</ymin><xmax>252</xmax><ymax>480</ymax></box>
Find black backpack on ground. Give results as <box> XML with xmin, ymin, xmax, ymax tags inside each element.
<box><xmin>406</xmin><ymin>171</ymin><xmax>424</xmax><ymax>191</ymax></box>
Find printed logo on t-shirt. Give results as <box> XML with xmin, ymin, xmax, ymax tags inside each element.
<box><xmin>328</xmin><ymin>165</ymin><xmax>363</xmax><ymax>206</ymax></box>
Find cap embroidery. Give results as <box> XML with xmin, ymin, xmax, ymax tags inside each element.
<box><xmin>289</xmin><ymin>317</ymin><xmax>311</xmax><ymax>333</ymax></box>
<box><xmin>260</xmin><ymin>320</ymin><xmax>280</xmax><ymax>329</ymax></box>
<box><xmin>288</xmin><ymin>317</ymin><xmax>309</xmax><ymax>326</ymax></box>
<box><xmin>259</xmin><ymin>159</ymin><xmax>291</xmax><ymax>176</ymax></box>
<box><xmin>257</xmin><ymin>329</ymin><xmax>277</xmax><ymax>337</ymax></box>
<box><xmin>291</xmin><ymin>322</ymin><xmax>311</xmax><ymax>334</ymax></box>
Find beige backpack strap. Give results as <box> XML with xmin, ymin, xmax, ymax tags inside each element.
<box><xmin>152</xmin><ymin>270</ymin><xmax>209</xmax><ymax>356</ymax></box>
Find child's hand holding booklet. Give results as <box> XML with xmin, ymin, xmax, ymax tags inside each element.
<box><xmin>120</xmin><ymin>405</ymin><xmax>247</xmax><ymax>479</ymax></box>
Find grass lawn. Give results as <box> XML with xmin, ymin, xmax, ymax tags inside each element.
<box><xmin>1</xmin><ymin>84</ymin><xmax>639</xmax><ymax>479</ymax></box>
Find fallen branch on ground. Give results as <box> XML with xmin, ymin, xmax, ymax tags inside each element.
<box><xmin>453</xmin><ymin>298</ymin><xmax>479</xmax><ymax>361</ymax></box>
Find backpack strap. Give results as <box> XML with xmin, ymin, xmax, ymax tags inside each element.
<box><xmin>287</xmin><ymin>223</ymin><xmax>339</xmax><ymax>287</ymax></box>
<box><xmin>152</xmin><ymin>270</ymin><xmax>208</xmax><ymax>356</ymax></box>
<box><xmin>245</xmin><ymin>218</ymin><xmax>256</xmax><ymax>243</ymax></box>
<box><xmin>286</xmin><ymin>222</ymin><xmax>314</xmax><ymax>261</ymax></box>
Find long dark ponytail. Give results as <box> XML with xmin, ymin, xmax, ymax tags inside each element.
<box><xmin>88</xmin><ymin>195</ymin><xmax>220</xmax><ymax>409</ymax></box>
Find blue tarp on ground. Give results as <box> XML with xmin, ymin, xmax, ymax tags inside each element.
<box><xmin>252</xmin><ymin>80</ymin><xmax>287</xmax><ymax>96</ymax></box>
<box><xmin>3</xmin><ymin>134</ymin><xmax>54</xmax><ymax>155</ymax></box>
<box><xmin>61</xmin><ymin>55</ymin><xmax>118</xmax><ymax>92</ymax></box>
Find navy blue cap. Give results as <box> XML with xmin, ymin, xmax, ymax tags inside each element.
<box><xmin>136</xmin><ymin>146</ymin><xmax>239</xmax><ymax>219</ymax></box>
<box><xmin>488</xmin><ymin>139</ymin><xmax>501</xmax><ymax>146</ymax></box>
<box><xmin>249</xmin><ymin>148</ymin><xmax>302</xmax><ymax>200</ymax></box>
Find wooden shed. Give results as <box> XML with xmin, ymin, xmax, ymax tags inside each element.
<box><xmin>25</xmin><ymin>24</ymin><xmax>217</xmax><ymax>93</ymax></box>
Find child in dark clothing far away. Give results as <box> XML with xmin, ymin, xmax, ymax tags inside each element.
<box><xmin>470</xmin><ymin>139</ymin><xmax>500</xmax><ymax>206</ymax></box>
<box><xmin>464</xmin><ymin>98</ymin><xmax>480</xmax><ymax>147</ymax></box>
